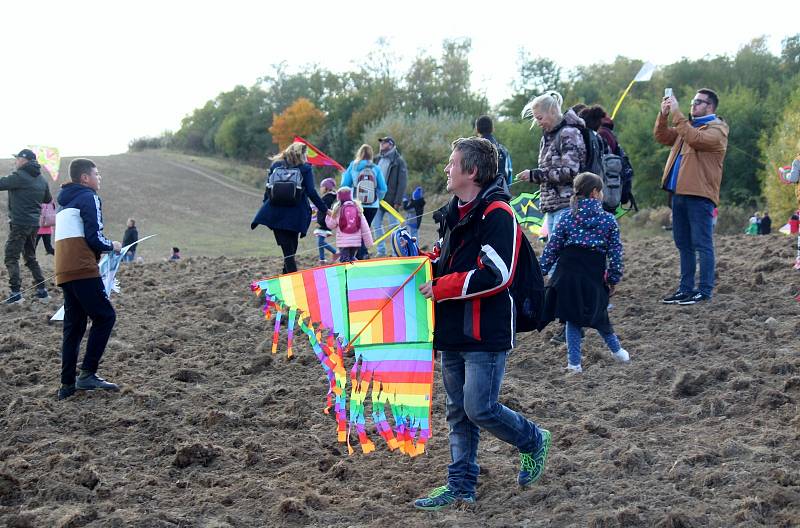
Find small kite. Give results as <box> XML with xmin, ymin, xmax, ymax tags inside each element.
<box><xmin>510</xmin><ymin>191</ymin><xmax>545</xmax><ymax>236</ymax></box>
<box><xmin>251</xmin><ymin>257</ymin><xmax>434</xmax><ymax>456</ymax></box>
<box><xmin>27</xmin><ymin>145</ymin><xmax>60</xmax><ymax>181</ymax></box>
<box><xmin>292</xmin><ymin>136</ymin><xmax>345</xmax><ymax>171</ymax></box>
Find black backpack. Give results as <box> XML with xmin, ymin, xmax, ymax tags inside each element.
<box><xmin>511</xmin><ymin>227</ymin><xmax>546</xmax><ymax>332</ymax></box>
<box><xmin>267</xmin><ymin>165</ymin><xmax>304</xmax><ymax>206</ymax></box>
<box><xmin>467</xmin><ymin>201</ymin><xmax>545</xmax><ymax>333</ymax></box>
<box><xmin>554</xmin><ymin>125</ymin><xmax>622</xmax><ymax>213</ymax></box>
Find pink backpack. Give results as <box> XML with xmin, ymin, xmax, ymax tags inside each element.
<box><xmin>338</xmin><ymin>201</ymin><xmax>362</xmax><ymax>234</ymax></box>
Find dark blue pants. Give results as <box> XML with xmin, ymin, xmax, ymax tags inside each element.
<box><xmin>60</xmin><ymin>277</ymin><xmax>116</xmax><ymax>385</ymax></box>
<box><xmin>671</xmin><ymin>195</ymin><xmax>716</xmax><ymax>297</ymax></box>
<box><xmin>441</xmin><ymin>350</ymin><xmax>542</xmax><ymax>496</ymax></box>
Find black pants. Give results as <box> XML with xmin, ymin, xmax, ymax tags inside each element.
<box><xmin>61</xmin><ymin>277</ymin><xmax>116</xmax><ymax>385</ymax></box>
<box><xmin>5</xmin><ymin>223</ymin><xmax>45</xmax><ymax>292</ymax></box>
<box><xmin>357</xmin><ymin>208</ymin><xmax>378</xmax><ymax>259</ymax></box>
<box><xmin>36</xmin><ymin>233</ymin><xmax>55</xmax><ymax>255</ymax></box>
<box><xmin>273</xmin><ymin>229</ymin><xmax>299</xmax><ymax>273</ymax></box>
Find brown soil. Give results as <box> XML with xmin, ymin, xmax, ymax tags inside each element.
<box><xmin>0</xmin><ymin>234</ymin><xmax>799</xmax><ymax>527</ymax></box>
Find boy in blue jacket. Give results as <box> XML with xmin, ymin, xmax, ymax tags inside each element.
<box><xmin>54</xmin><ymin>158</ymin><xmax>121</xmax><ymax>400</ymax></box>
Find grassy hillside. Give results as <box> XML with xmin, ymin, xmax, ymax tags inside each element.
<box><xmin>0</xmin><ymin>152</ymin><xmax>444</xmax><ymax>264</ymax></box>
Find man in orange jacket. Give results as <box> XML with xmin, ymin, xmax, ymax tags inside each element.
<box><xmin>655</xmin><ymin>88</ymin><xmax>728</xmax><ymax>305</ymax></box>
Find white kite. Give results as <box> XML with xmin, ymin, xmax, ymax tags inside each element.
<box><xmin>51</xmin><ymin>234</ymin><xmax>157</xmax><ymax>321</ymax></box>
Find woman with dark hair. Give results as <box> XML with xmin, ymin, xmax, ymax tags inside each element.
<box><xmin>251</xmin><ymin>142</ymin><xmax>328</xmax><ymax>273</ymax></box>
<box><xmin>580</xmin><ymin>105</ymin><xmax>618</xmax><ymax>153</ymax></box>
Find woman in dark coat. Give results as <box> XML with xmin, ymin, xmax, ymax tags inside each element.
<box><xmin>251</xmin><ymin>142</ymin><xmax>328</xmax><ymax>273</ymax></box>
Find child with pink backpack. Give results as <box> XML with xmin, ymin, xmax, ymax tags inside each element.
<box><xmin>325</xmin><ymin>187</ymin><xmax>373</xmax><ymax>263</ymax></box>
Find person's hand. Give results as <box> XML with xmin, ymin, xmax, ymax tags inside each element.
<box><xmin>608</xmin><ymin>283</ymin><xmax>616</xmax><ymax>297</ymax></box>
<box><xmin>419</xmin><ymin>280</ymin><xmax>434</xmax><ymax>299</ymax></box>
<box><xmin>667</xmin><ymin>95</ymin><xmax>679</xmax><ymax>114</ymax></box>
<box><xmin>514</xmin><ymin>169</ymin><xmax>531</xmax><ymax>182</ymax></box>
<box><xmin>660</xmin><ymin>97</ymin><xmax>671</xmax><ymax>116</ymax></box>
<box><xmin>112</xmin><ymin>241</ymin><xmax>122</xmax><ymax>253</ymax></box>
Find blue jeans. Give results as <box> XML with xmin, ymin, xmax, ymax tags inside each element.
<box><xmin>542</xmin><ymin>208</ymin><xmax>569</xmax><ymax>276</ymax></box>
<box><xmin>317</xmin><ymin>235</ymin><xmax>337</xmax><ymax>261</ymax></box>
<box><xmin>671</xmin><ymin>195</ymin><xmax>715</xmax><ymax>296</ymax></box>
<box><xmin>565</xmin><ymin>321</ymin><xmax>621</xmax><ymax>367</ymax></box>
<box><xmin>122</xmin><ymin>251</ymin><xmax>135</xmax><ymax>263</ymax></box>
<box><xmin>373</xmin><ymin>205</ymin><xmax>399</xmax><ymax>256</ymax></box>
<box><xmin>407</xmin><ymin>221</ymin><xmax>419</xmax><ymax>240</ymax></box>
<box><xmin>441</xmin><ymin>350</ymin><xmax>542</xmax><ymax>496</ymax></box>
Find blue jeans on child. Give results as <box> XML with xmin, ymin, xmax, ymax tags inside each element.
<box><xmin>671</xmin><ymin>194</ymin><xmax>715</xmax><ymax>297</ymax></box>
<box><xmin>317</xmin><ymin>235</ymin><xmax>337</xmax><ymax>261</ymax></box>
<box><xmin>373</xmin><ymin>205</ymin><xmax>399</xmax><ymax>257</ymax></box>
<box><xmin>407</xmin><ymin>221</ymin><xmax>419</xmax><ymax>240</ymax></box>
<box><xmin>440</xmin><ymin>350</ymin><xmax>543</xmax><ymax>496</ymax></box>
<box><xmin>565</xmin><ymin>321</ymin><xmax>621</xmax><ymax>367</ymax></box>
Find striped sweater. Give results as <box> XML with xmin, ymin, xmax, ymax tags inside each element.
<box><xmin>54</xmin><ymin>183</ymin><xmax>114</xmax><ymax>285</ymax></box>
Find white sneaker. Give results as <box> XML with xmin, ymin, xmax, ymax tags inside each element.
<box><xmin>565</xmin><ymin>363</ymin><xmax>583</xmax><ymax>373</ymax></box>
<box><xmin>612</xmin><ymin>348</ymin><xmax>630</xmax><ymax>363</ymax></box>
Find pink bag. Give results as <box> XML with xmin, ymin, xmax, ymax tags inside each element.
<box><xmin>40</xmin><ymin>202</ymin><xmax>56</xmax><ymax>227</ymax></box>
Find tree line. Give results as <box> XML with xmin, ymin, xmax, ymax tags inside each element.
<box><xmin>129</xmin><ymin>35</ymin><xmax>800</xmax><ymax>219</ymax></box>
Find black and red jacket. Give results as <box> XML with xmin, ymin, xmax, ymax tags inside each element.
<box><xmin>428</xmin><ymin>176</ymin><xmax>521</xmax><ymax>352</ymax></box>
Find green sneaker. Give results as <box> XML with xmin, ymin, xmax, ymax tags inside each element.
<box><xmin>413</xmin><ymin>485</ymin><xmax>475</xmax><ymax>511</ymax></box>
<box><xmin>518</xmin><ymin>429</ymin><xmax>552</xmax><ymax>487</ymax></box>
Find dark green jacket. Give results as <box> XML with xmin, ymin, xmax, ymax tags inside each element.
<box><xmin>0</xmin><ymin>161</ymin><xmax>52</xmax><ymax>226</ymax></box>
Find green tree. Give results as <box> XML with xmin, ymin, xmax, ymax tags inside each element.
<box><xmin>760</xmin><ymin>85</ymin><xmax>800</xmax><ymax>221</ymax></box>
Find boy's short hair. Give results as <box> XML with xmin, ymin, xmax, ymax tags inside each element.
<box><xmin>475</xmin><ymin>115</ymin><xmax>494</xmax><ymax>135</ymax></box>
<box><xmin>172</xmin><ymin>247</ymin><xmax>180</xmax><ymax>252</ymax></box>
<box><xmin>69</xmin><ymin>158</ymin><xmax>96</xmax><ymax>183</ymax></box>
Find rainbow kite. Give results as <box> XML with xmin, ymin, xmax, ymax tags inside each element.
<box><xmin>251</xmin><ymin>257</ymin><xmax>434</xmax><ymax>456</ymax></box>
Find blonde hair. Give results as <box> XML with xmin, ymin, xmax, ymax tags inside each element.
<box><xmin>570</xmin><ymin>172</ymin><xmax>604</xmax><ymax>214</ymax></box>
<box><xmin>521</xmin><ymin>90</ymin><xmax>564</xmax><ymax>129</ymax></box>
<box><xmin>271</xmin><ymin>141</ymin><xmax>307</xmax><ymax>166</ymax></box>
<box><xmin>355</xmin><ymin>144</ymin><xmax>373</xmax><ymax>162</ymax></box>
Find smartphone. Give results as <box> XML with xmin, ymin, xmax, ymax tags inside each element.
<box><xmin>664</xmin><ymin>88</ymin><xmax>673</xmax><ymax>98</ymax></box>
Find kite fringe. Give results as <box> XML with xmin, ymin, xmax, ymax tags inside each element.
<box><xmin>250</xmin><ymin>280</ymin><xmax>429</xmax><ymax>456</ymax></box>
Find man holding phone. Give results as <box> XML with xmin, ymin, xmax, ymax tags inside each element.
<box><xmin>654</xmin><ymin>88</ymin><xmax>729</xmax><ymax>305</ymax></box>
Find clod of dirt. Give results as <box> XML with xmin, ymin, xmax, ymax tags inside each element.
<box><xmin>0</xmin><ymin>336</ymin><xmax>27</xmax><ymax>354</ymax></box>
<box><xmin>275</xmin><ymin>497</ymin><xmax>309</xmax><ymax>524</ymax></box>
<box><xmin>0</xmin><ymin>472</ymin><xmax>21</xmax><ymax>505</ymax></box>
<box><xmin>76</xmin><ymin>466</ymin><xmax>99</xmax><ymax>490</ymax></box>
<box><xmin>784</xmin><ymin>377</ymin><xmax>800</xmax><ymax>392</ymax></box>
<box><xmin>753</xmin><ymin>259</ymin><xmax>783</xmax><ymax>273</ymax></box>
<box><xmin>757</xmin><ymin>389</ymin><xmax>791</xmax><ymax>409</ymax></box>
<box><xmin>656</xmin><ymin>512</ymin><xmax>699</xmax><ymax>528</ymax></box>
<box><xmin>583</xmin><ymin>419</ymin><xmax>610</xmax><ymax>438</ymax></box>
<box><xmin>54</xmin><ymin>508</ymin><xmax>98</xmax><ymax>528</ymax></box>
<box><xmin>671</xmin><ymin>372</ymin><xmax>707</xmax><ymax>397</ymax></box>
<box><xmin>210</xmin><ymin>307</ymin><xmax>235</xmax><ymax>323</ymax></box>
<box><xmin>5</xmin><ymin>513</ymin><xmax>35</xmax><ymax>528</ymax></box>
<box><xmin>173</xmin><ymin>443</ymin><xmax>222</xmax><ymax>468</ymax></box>
<box><xmin>170</xmin><ymin>369</ymin><xmax>205</xmax><ymax>383</ymax></box>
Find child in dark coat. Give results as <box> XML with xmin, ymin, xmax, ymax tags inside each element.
<box><xmin>540</xmin><ymin>172</ymin><xmax>630</xmax><ymax>373</ymax></box>
<box><xmin>315</xmin><ymin>177</ymin><xmax>338</xmax><ymax>264</ymax></box>
<box><xmin>402</xmin><ymin>186</ymin><xmax>426</xmax><ymax>239</ymax></box>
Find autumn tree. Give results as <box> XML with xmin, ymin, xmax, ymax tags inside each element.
<box><xmin>268</xmin><ymin>97</ymin><xmax>325</xmax><ymax>150</ymax></box>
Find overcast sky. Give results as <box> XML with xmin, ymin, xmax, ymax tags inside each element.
<box><xmin>0</xmin><ymin>0</ymin><xmax>795</xmax><ymax>157</ymax></box>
